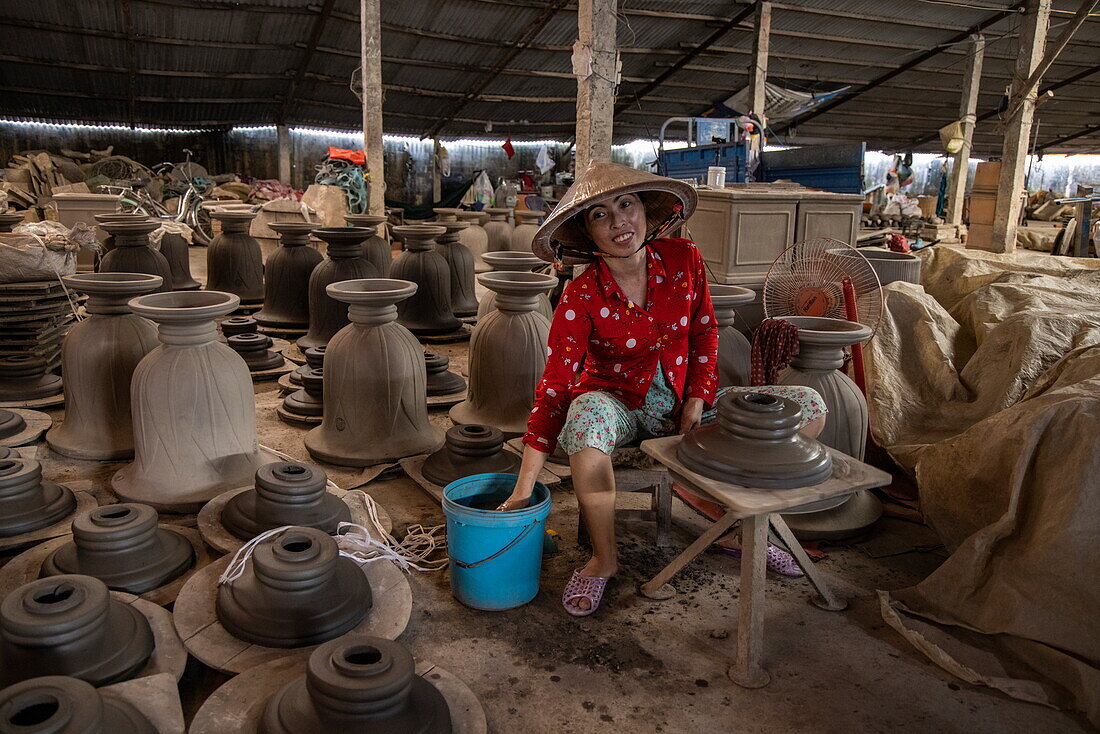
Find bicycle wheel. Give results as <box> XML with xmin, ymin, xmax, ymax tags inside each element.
<box><xmin>186</xmin><ymin>203</ymin><xmax>214</xmax><ymax>246</ymax></box>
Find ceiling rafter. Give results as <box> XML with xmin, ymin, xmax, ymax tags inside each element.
<box><xmin>280</xmin><ymin>0</ymin><xmax>336</xmax><ymax>124</ymax></box>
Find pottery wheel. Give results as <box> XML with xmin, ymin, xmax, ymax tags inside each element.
<box><xmin>0</xmin><ymin>408</ymin><xmax>51</xmax><ymax>447</ymax></box>
<box><xmin>0</xmin><ymin>488</ymin><xmax>95</xmax><ymax>554</ymax></box>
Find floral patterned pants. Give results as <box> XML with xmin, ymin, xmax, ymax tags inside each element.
<box><xmin>557</xmin><ymin>366</ymin><xmax>826</xmax><ymax>456</ymax></box>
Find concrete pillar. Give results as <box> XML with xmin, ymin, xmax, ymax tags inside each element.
<box><xmin>432</xmin><ymin>138</ymin><xmax>442</xmax><ymax>203</ymax></box>
<box><xmin>361</xmin><ymin>0</ymin><xmax>386</xmax><ymax>215</ymax></box>
<box><xmin>749</xmin><ymin>1</ymin><xmax>771</xmax><ymax>120</ymax></box>
<box><xmin>991</xmin><ymin>0</ymin><xmax>1050</xmax><ymax>253</ymax></box>
<box><xmin>946</xmin><ymin>34</ymin><xmax>983</xmax><ymax>228</ymax></box>
<box><xmin>574</xmin><ymin>0</ymin><xmax>618</xmax><ymax>171</ymax></box>
<box><xmin>276</xmin><ymin>124</ymin><xmax>292</xmax><ymax>185</ymax></box>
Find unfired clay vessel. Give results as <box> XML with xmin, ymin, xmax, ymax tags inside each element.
<box><xmin>0</xmin><ymin>575</ymin><xmax>154</xmax><ymax>687</ymax></box>
<box><xmin>424</xmin><ymin>353</ymin><xmax>465</xmax><ymax>396</ymax></box>
<box><xmin>289</xmin><ymin>346</ymin><xmax>325</xmax><ymax>387</ymax></box>
<box><xmin>305</xmin><ymin>280</ymin><xmax>443</xmax><ymax>467</ymax></box>
<box><xmin>221</xmin><ymin>316</ymin><xmax>258</xmax><ymax>337</ymax></box>
<box><xmin>456</xmin><ymin>211</ymin><xmax>490</xmax><ymax>271</ymax></box>
<box><xmin>344</xmin><ymin>213</ymin><xmax>392</xmax><ymax>274</ymax></box>
<box><xmin>157</xmin><ymin>225</ymin><xmax>202</xmax><ymax>290</ymax></box>
<box><xmin>828</xmin><ymin>247</ymin><xmax>921</xmax><ymax>286</ymax></box>
<box><xmin>259</xmin><ymin>635</ymin><xmax>451</xmax><ymax>734</ymax></box>
<box><xmin>93</xmin><ymin>213</ymin><xmax>148</xmax><ymax>254</ymax></box>
<box><xmin>0</xmin><ymin>212</ymin><xmax>25</xmax><ymax>232</ymax></box>
<box><xmin>422</xmin><ymin>424</ymin><xmax>521</xmax><ymax>487</ymax></box>
<box><xmin>450</xmin><ymin>271</ymin><xmax>556</xmax><ymax>435</ymax></box>
<box><xmin>509</xmin><ymin>210</ymin><xmax>542</xmax><ymax>252</ymax></box>
<box><xmin>221</xmin><ymin>462</ymin><xmax>350</xmax><ymax>540</ymax></box>
<box><xmin>46</xmin><ymin>273</ymin><xmax>162</xmax><ymax>460</ymax></box>
<box><xmin>41</xmin><ymin>503</ymin><xmax>194</xmax><ymax>595</ymax></box>
<box><xmin>297</xmin><ymin>228</ymin><xmax>379</xmax><ymax>350</ymax></box>
<box><xmin>434</xmin><ymin>221</ymin><xmax>478</xmax><ymax>318</ymax></box>
<box><xmin>95</xmin><ymin>221</ymin><xmax>173</xmax><ymax>294</ymax></box>
<box><xmin>0</xmin><ymin>355</ymin><xmax>62</xmax><ymax>401</ymax></box>
<box><xmin>0</xmin><ymin>458</ymin><xmax>76</xmax><ymax>538</ymax></box>
<box><xmin>112</xmin><ymin>290</ymin><xmax>267</xmax><ymax>513</ymax></box>
<box><xmin>215</xmin><ymin>527</ymin><xmax>371</xmax><ymax>648</ymax></box>
<box><xmin>0</xmin><ymin>675</ymin><xmax>157</xmax><ymax>733</ymax></box>
<box><xmin>206</xmin><ymin>211</ymin><xmax>264</xmax><ymax>305</ymax></box>
<box><xmin>477</xmin><ymin>251</ymin><xmax>553</xmax><ymax>321</ymax></box>
<box><xmin>227</xmin><ymin>333</ymin><xmax>284</xmax><ymax>371</ymax></box>
<box><xmin>389</xmin><ymin>226</ymin><xmax>461</xmax><ymax>335</ymax></box>
<box><xmin>282</xmin><ymin>367</ymin><xmax>324</xmax><ymax>421</ymax></box>
<box><xmin>484</xmin><ymin>207</ymin><xmax>513</xmax><ymax>252</ymax></box>
<box><xmin>0</xmin><ymin>409</ymin><xmax>26</xmax><ymax>440</ymax></box>
<box><xmin>709</xmin><ymin>284</ymin><xmax>756</xmax><ymax>388</ymax></box>
<box><xmin>254</xmin><ymin>222</ymin><xmax>323</xmax><ymax>331</ymax></box>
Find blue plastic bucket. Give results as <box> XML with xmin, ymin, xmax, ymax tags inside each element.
<box><xmin>443</xmin><ymin>473</ymin><xmax>551</xmax><ymax>611</ymax></box>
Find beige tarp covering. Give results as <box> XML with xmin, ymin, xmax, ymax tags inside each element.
<box><xmin>864</xmin><ymin>245</ymin><xmax>1100</xmax><ymax>725</ymax></box>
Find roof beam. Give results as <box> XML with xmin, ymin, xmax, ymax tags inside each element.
<box><xmin>1036</xmin><ymin>121</ymin><xmax>1100</xmax><ymax>150</ymax></box>
<box><xmin>0</xmin><ymin>17</ymin><xmax>286</xmax><ymax>50</ymax></box>
<box><xmin>0</xmin><ymin>54</ymin><xmax>286</xmax><ymax>80</ymax></box>
<box><xmin>280</xmin><ymin>0</ymin><xmax>336</xmax><ymax>124</ymax></box>
<box><xmin>0</xmin><ymin>86</ymin><xmax>279</xmax><ymax>105</ymax></box>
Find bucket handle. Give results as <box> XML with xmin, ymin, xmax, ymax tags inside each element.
<box><xmin>452</xmin><ymin>521</ymin><xmax>539</xmax><ymax>569</ymax></box>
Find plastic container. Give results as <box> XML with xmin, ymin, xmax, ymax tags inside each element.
<box><xmin>707</xmin><ymin>166</ymin><xmax>727</xmax><ymax>188</ymax></box>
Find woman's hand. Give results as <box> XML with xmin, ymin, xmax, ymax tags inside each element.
<box><xmin>679</xmin><ymin>397</ymin><xmax>705</xmax><ymax>435</ymax></box>
<box><xmin>496</xmin><ymin>444</ymin><xmax>550</xmax><ymax>511</ymax></box>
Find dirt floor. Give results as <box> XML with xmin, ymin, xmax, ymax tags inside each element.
<box><xmin>6</xmin><ymin>243</ymin><xmax>1091</xmax><ymax>733</ymax></box>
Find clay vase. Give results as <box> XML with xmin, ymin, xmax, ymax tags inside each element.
<box><xmin>424</xmin><ymin>353</ymin><xmax>465</xmax><ymax>396</ymax></box>
<box><xmin>220</xmin><ymin>316</ymin><xmax>258</xmax><ymax>337</ymax></box>
<box><xmin>678</xmin><ymin>392</ymin><xmax>832</xmax><ymax>488</ymax></box>
<box><xmin>509</xmin><ymin>210</ymin><xmax>542</xmax><ymax>252</ymax></box>
<box><xmin>96</xmin><ymin>221</ymin><xmax>173</xmax><ymax>293</ymax></box>
<box><xmin>477</xmin><ymin>251</ymin><xmax>553</xmax><ymax>321</ymax></box>
<box><xmin>456</xmin><ymin>211</ymin><xmax>490</xmax><ymax>272</ymax></box>
<box><xmin>282</xmin><ymin>367</ymin><xmax>324</xmax><ymax>421</ymax></box>
<box><xmin>450</xmin><ymin>271</ymin><xmax>556</xmax><ymax>436</ymax></box>
<box><xmin>46</xmin><ymin>273</ymin><xmax>162</xmax><ymax>461</ymax></box>
<box><xmin>344</xmin><ymin>214</ymin><xmax>392</xmax><ymax>274</ymax></box>
<box><xmin>0</xmin><ymin>355</ymin><xmax>63</xmax><ymax>401</ymax></box>
<box><xmin>93</xmin><ymin>213</ymin><xmax>148</xmax><ymax>255</ymax></box>
<box><xmin>112</xmin><ymin>290</ymin><xmax>267</xmax><ymax>513</ymax></box>
<box><xmin>484</xmin><ymin>207</ymin><xmax>513</xmax><ymax>252</ymax></box>
<box><xmin>0</xmin><ymin>212</ymin><xmax>25</xmax><ymax>232</ymax></box>
<box><xmin>0</xmin><ymin>409</ymin><xmax>26</xmax><ymax>441</ymax></box>
<box><xmin>254</xmin><ymin>222</ymin><xmax>323</xmax><ymax>331</ymax></box>
<box><xmin>221</xmin><ymin>462</ymin><xmax>350</xmax><ymax>541</ymax></box>
<box><xmin>388</xmin><ymin>226</ymin><xmax>462</xmax><ymax>335</ymax></box>
<box><xmin>206</xmin><ymin>210</ymin><xmax>264</xmax><ymax>304</ymax></box>
<box><xmin>0</xmin><ymin>675</ymin><xmax>157</xmax><ymax>733</ymax></box>
<box><xmin>289</xmin><ymin>346</ymin><xmax>325</xmax><ymax>387</ymax></box>
<box><xmin>0</xmin><ymin>574</ymin><xmax>154</xmax><ymax>687</ymax></box>
<box><xmin>41</xmin><ymin>503</ymin><xmax>195</xmax><ymax>595</ymax></box>
<box><xmin>297</xmin><ymin>228</ymin><xmax>379</xmax><ymax>350</ymax></box>
<box><xmin>710</xmin><ymin>284</ymin><xmax>756</xmax><ymax>388</ymax></box>
<box><xmin>305</xmin><ymin>280</ymin><xmax>443</xmax><ymax>467</ymax></box>
<box><xmin>259</xmin><ymin>635</ymin><xmax>451</xmax><ymax>734</ymax></box>
<box><xmin>432</xmin><ymin>208</ymin><xmax>460</xmax><ymax>222</ymax></box>
<box><xmin>0</xmin><ymin>459</ymin><xmax>76</xmax><ymax>538</ymax></box>
<box><xmin>434</xmin><ymin>221</ymin><xmax>478</xmax><ymax>318</ymax></box>
<box><xmin>156</xmin><ymin>224</ymin><xmax>202</xmax><ymax>290</ymax></box>
<box><xmin>215</xmin><ymin>527</ymin><xmax>372</xmax><ymax>648</ymax></box>
<box><xmin>228</xmin><ymin>333</ymin><xmax>285</xmax><ymax>371</ymax></box>
<box><xmin>422</xmin><ymin>424</ymin><xmax>521</xmax><ymax>487</ymax></box>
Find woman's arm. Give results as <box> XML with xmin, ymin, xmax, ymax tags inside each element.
<box><xmin>683</xmin><ymin>244</ymin><xmax>719</xmax><ymax>408</ymax></box>
<box><xmin>498</xmin><ymin>444</ymin><xmax>550</xmax><ymax>510</ymax></box>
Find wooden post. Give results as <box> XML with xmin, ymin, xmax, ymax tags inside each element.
<box><xmin>749</xmin><ymin>1</ymin><xmax>771</xmax><ymax>121</ymax></box>
<box><xmin>432</xmin><ymin>138</ymin><xmax>442</xmax><ymax>203</ymax></box>
<box><xmin>276</xmin><ymin>124</ymin><xmax>292</xmax><ymax>185</ymax></box>
<box><xmin>946</xmin><ymin>34</ymin><xmax>984</xmax><ymax>228</ymax></box>
<box><xmin>991</xmin><ymin>0</ymin><xmax>1050</xmax><ymax>253</ymax></box>
<box><xmin>574</xmin><ymin>0</ymin><xmax>618</xmax><ymax>171</ymax></box>
<box><xmin>729</xmin><ymin>513</ymin><xmax>770</xmax><ymax>689</ymax></box>
<box><xmin>361</xmin><ymin>0</ymin><xmax>386</xmax><ymax>215</ymax></box>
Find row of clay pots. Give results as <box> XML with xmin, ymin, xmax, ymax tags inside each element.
<box><xmin>93</xmin><ymin>213</ymin><xmax>198</xmax><ymax>292</ymax></box>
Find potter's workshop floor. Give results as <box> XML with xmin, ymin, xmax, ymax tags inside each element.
<box><xmin>11</xmin><ymin>244</ymin><xmax>1089</xmax><ymax>734</ymax></box>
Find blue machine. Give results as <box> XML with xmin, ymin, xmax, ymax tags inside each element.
<box><xmin>657</xmin><ymin>117</ymin><xmax>752</xmax><ymax>184</ymax></box>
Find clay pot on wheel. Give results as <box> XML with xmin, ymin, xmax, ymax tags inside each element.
<box><xmin>477</xmin><ymin>251</ymin><xmax>553</xmax><ymax>321</ymax></box>
<box><xmin>0</xmin><ymin>459</ymin><xmax>76</xmax><ymax>538</ymax></box>
<box><xmin>46</xmin><ymin>273</ymin><xmax>162</xmax><ymax>460</ymax></box>
<box><xmin>96</xmin><ymin>221</ymin><xmax>173</xmax><ymax>293</ymax></box>
<box><xmin>305</xmin><ymin>279</ymin><xmax>443</xmax><ymax>467</ymax></box>
<box><xmin>221</xmin><ymin>462</ymin><xmax>350</xmax><ymax>541</ymax></box>
<box><xmin>389</xmin><ymin>226</ymin><xmax>462</xmax><ymax>335</ymax></box>
<box><xmin>0</xmin><ymin>355</ymin><xmax>62</xmax><ymax>401</ymax></box>
<box><xmin>206</xmin><ymin>210</ymin><xmax>264</xmax><ymax>305</ymax></box>
<box><xmin>156</xmin><ymin>224</ymin><xmax>202</xmax><ymax>290</ymax></box>
<box><xmin>254</xmin><ymin>222</ymin><xmax>323</xmax><ymax>331</ymax></box>
<box><xmin>0</xmin><ymin>675</ymin><xmax>157</xmax><ymax>733</ymax></box>
<box><xmin>297</xmin><ymin>227</ymin><xmax>379</xmax><ymax>350</ymax></box>
<box><xmin>484</xmin><ymin>207</ymin><xmax>513</xmax><ymax>253</ymax></box>
<box><xmin>510</xmin><ymin>210</ymin><xmax>542</xmax><ymax>252</ymax></box>
<box><xmin>422</xmin><ymin>424</ymin><xmax>521</xmax><ymax>486</ymax></box>
<box><xmin>450</xmin><ymin>271</ymin><xmax>556</xmax><ymax>436</ymax></box>
<box><xmin>344</xmin><ymin>214</ymin><xmax>392</xmax><ymax>274</ymax></box>
<box><xmin>434</xmin><ymin>221</ymin><xmax>478</xmax><ymax>318</ymax></box>
<box><xmin>710</xmin><ymin>284</ymin><xmax>755</xmax><ymax>388</ymax></box>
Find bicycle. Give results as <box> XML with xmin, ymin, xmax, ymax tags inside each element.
<box><xmin>102</xmin><ymin>149</ymin><xmax>216</xmax><ymax>245</ymax></box>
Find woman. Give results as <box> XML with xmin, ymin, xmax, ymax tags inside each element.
<box><xmin>499</xmin><ymin>162</ymin><xmax>826</xmax><ymax>616</ymax></box>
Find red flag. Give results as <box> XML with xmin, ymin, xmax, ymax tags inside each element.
<box><xmin>502</xmin><ymin>137</ymin><xmax>515</xmax><ymax>159</ymax></box>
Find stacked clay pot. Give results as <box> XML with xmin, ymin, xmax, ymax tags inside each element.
<box><xmin>46</xmin><ymin>273</ymin><xmax>163</xmax><ymax>460</ymax></box>
<box><xmin>221</xmin><ymin>462</ymin><xmax>350</xmax><ymax>541</ymax></box>
<box><xmin>207</xmin><ymin>210</ymin><xmax>264</xmax><ymax>305</ymax></box>
<box><xmin>288</xmin><ymin>346</ymin><xmax>325</xmax><ymax>388</ymax></box>
<box><xmin>0</xmin><ymin>458</ymin><xmax>76</xmax><ymax>538</ymax></box>
<box><xmin>93</xmin><ymin>213</ymin><xmax>148</xmax><ymax>254</ymax></box>
<box><xmin>0</xmin><ymin>355</ymin><xmax>62</xmax><ymax>402</ymax></box>
<box><xmin>477</xmin><ymin>251</ymin><xmax>554</xmax><ymax>321</ymax></box>
<box><xmin>483</xmin><ymin>207</ymin><xmax>513</xmax><ymax>253</ymax></box>
<box><xmin>433</xmin><ymin>221</ymin><xmax>478</xmax><ymax>318</ymax></box>
<box><xmin>227</xmin><ymin>333</ymin><xmax>284</xmax><ymax>372</ymax></box>
<box><xmin>254</xmin><ymin>222</ymin><xmax>323</xmax><ymax>332</ymax></box>
<box><xmin>424</xmin><ymin>352</ymin><xmax>465</xmax><ymax>397</ymax></box>
<box><xmin>422</xmin><ymin>424</ymin><xmax>520</xmax><ymax>486</ymax></box>
<box><xmin>709</xmin><ymin>284</ymin><xmax>756</xmax><ymax>388</ymax></box>
<box><xmin>97</xmin><ymin>220</ymin><xmax>173</xmax><ymax>293</ymax></box>
<box><xmin>510</xmin><ymin>210</ymin><xmax>543</xmax><ymax>252</ymax></box>
<box><xmin>388</xmin><ymin>226</ymin><xmax>462</xmax><ymax>335</ymax></box>
<box><xmin>0</xmin><ymin>675</ymin><xmax>157</xmax><ymax>732</ymax></box>
<box><xmin>344</xmin><ymin>213</ymin><xmax>392</xmax><ymax>274</ymax></box>
<box><xmin>456</xmin><ymin>211</ymin><xmax>491</xmax><ymax>271</ymax></box>
<box><xmin>297</xmin><ymin>227</ymin><xmax>379</xmax><ymax>350</ymax></box>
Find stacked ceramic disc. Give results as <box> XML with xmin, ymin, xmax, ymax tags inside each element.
<box><xmin>0</xmin><ymin>280</ymin><xmax>83</xmax><ymax>372</ymax></box>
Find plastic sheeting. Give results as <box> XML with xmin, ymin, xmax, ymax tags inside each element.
<box><xmin>865</xmin><ymin>245</ymin><xmax>1100</xmax><ymax>725</ymax></box>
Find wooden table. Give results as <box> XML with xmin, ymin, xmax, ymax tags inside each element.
<box><xmin>640</xmin><ymin>435</ymin><xmax>891</xmax><ymax>688</ymax></box>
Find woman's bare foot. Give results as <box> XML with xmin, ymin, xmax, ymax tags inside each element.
<box><xmin>565</xmin><ymin>557</ymin><xmax>618</xmax><ymax>612</ymax></box>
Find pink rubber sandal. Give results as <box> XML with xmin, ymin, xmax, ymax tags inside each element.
<box><xmin>562</xmin><ymin>569</ymin><xmax>611</xmax><ymax>617</ymax></box>
<box><xmin>720</xmin><ymin>543</ymin><xmax>805</xmax><ymax>577</ymax></box>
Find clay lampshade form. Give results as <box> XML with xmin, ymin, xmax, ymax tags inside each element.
<box><xmin>290</xmin><ymin>346</ymin><xmax>326</xmax><ymax>387</ymax></box>
<box><xmin>0</xmin><ymin>355</ymin><xmax>63</xmax><ymax>401</ymax></box>
<box><xmin>215</xmin><ymin>527</ymin><xmax>372</xmax><ymax>648</ymax></box>
<box><xmin>0</xmin><ymin>459</ymin><xmax>76</xmax><ymax>538</ymax></box>
<box><xmin>221</xmin><ymin>462</ymin><xmax>350</xmax><ymax>541</ymax></box>
<box><xmin>677</xmin><ymin>392</ymin><xmax>833</xmax><ymax>489</ymax></box>
<box><xmin>0</xmin><ymin>409</ymin><xmax>27</xmax><ymax>440</ymax></box>
<box><xmin>433</xmin><ymin>222</ymin><xmax>478</xmax><ymax>318</ymax></box>
<box><xmin>0</xmin><ymin>574</ymin><xmax>154</xmax><ymax>687</ymax></box>
<box><xmin>344</xmin><ymin>214</ymin><xmax>392</xmax><ymax>274</ymax></box>
<box><xmin>424</xmin><ymin>353</ymin><xmax>465</xmax><ymax>396</ymax></box>
<box><xmin>432</xmin><ymin>208</ymin><xmax>460</xmax><ymax>222</ymax></box>
<box><xmin>0</xmin><ymin>212</ymin><xmax>25</xmax><ymax>232</ymax></box>
<box><xmin>297</xmin><ymin>227</ymin><xmax>379</xmax><ymax>350</ymax></box>
<box><xmin>828</xmin><ymin>246</ymin><xmax>920</xmax><ymax>286</ymax></box>
<box><xmin>483</xmin><ymin>207</ymin><xmax>513</xmax><ymax>253</ymax></box>
<box><xmin>305</xmin><ymin>279</ymin><xmax>443</xmax><ymax>467</ymax></box>
<box><xmin>259</xmin><ymin>635</ymin><xmax>451</xmax><ymax>734</ymax></box>
<box><xmin>254</xmin><ymin>222</ymin><xmax>323</xmax><ymax>330</ymax></box>
<box><xmin>112</xmin><ymin>290</ymin><xmax>268</xmax><ymax>513</ymax></box>
<box><xmin>450</xmin><ymin>271</ymin><xmax>556</xmax><ymax>436</ymax></box>
<box><xmin>388</xmin><ymin>226</ymin><xmax>462</xmax><ymax>335</ymax></box>
<box><xmin>0</xmin><ymin>675</ymin><xmax>157</xmax><ymax>733</ymax></box>
<box><xmin>221</xmin><ymin>316</ymin><xmax>259</xmax><ymax>337</ymax></box>
<box><xmin>709</xmin><ymin>284</ymin><xmax>756</xmax><ymax>388</ymax></box>
<box><xmin>96</xmin><ymin>221</ymin><xmax>173</xmax><ymax>293</ymax></box>
<box><xmin>206</xmin><ymin>210</ymin><xmax>264</xmax><ymax>304</ymax></box>
<box><xmin>93</xmin><ymin>213</ymin><xmax>149</xmax><ymax>254</ymax></box>
<box><xmin>45</xmin><ymin>273</ymin><xmax>163</xmax><ymax>461</ymax></box>
<box><xmin>477</xmin><ymin>251</ymin><xmax>553</xmax><ymax>321</ymax></box>
<box><xmin>228</xmin><ymin>333</ymin><xmax>285</xmax><ymax>371</ymax></box>
<box><xmin>456</xmin><ymin>211</ymin><xmax>490</xmax><ymax>270</ymax></box>
<box><xmin>156</xmin><ymin>224</ymin><xmax>202</xmax><ymax>290</ymax></box>
<box><xmin>422</xmin><ymin>424</ymin><xmax>521</xmax><ymax>487</ymax></box>
<box><xmin>509</xmin><ymin>210</ymin><xmax>542</xmax><ymax>252</ymax></box>
<box><xmin>282</xmin><ymin>367</ymin><xmax>324</xmax><ymax>420</ymax></box>
<box><xmin>41</xmin><ymin>503</ymin><xmax>194</xmax><ymax>595</ymax></box>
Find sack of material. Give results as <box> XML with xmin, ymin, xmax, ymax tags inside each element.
<box><xmin>0</xmin><ymin>221</ymin><xmax>98</xmax><ymax>283</ymax></box>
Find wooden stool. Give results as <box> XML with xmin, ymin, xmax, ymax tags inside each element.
<box><xmin>575</xmin><ymin>443</ymin><xmax>673</xmax><ymax>548</ymax></box>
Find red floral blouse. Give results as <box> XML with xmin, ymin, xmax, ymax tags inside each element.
<box><xmin>523</xmin><ymin>238</ymin><xmax>719</xmax><ymax>454</ymax></box>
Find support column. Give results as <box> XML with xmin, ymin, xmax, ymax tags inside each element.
<box><xmin>947</xmin><ymin>34</ymin><xmax>984</xmax><ymax>228</ymax></box>
<box><xmin>574</xmin><ymin>0</ymin><xmax>618</xmax><ymax>171</ymax></box>
<box><xmin>749</xmin><ymin>1</ymin><xmax>771</xmax><ymax>121</ymax></box>
<box><xmin>432</xmin><ymin>138</ymin><xmax>442</xmax><ymax>203</ymax></box>
<box><xmin>361</xmin><ymin>0</ymin><xmax>386</xmax><ymax>215</ymax></box>
<box><xmin>991</xmin><ymin>0</ymin><xmax>1050</xmax><ymax>253</ymax></box>
<box><xmin>276</xmin><ymin>124</ymin><xmax>292</xmax><ymax>185</ymax></box>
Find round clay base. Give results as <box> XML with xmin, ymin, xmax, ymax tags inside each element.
<box><xmin>0</xmin><ymin>392</ymin><xmax>65</xmax><ymax>410</ymax></box>
<box><xmin>280</xmin><ymin>344</ymin><xmax>308</xmax><ymax>364</ymax></box>
<box><xmin>0</xmin><ymin>408</ymin><xmax>51</xmax><ymax>447</ymax></box>
<box><xmin>0</xmin><ymin>526</ymin><xmax>216</xmax><ymax>607</ymax></box>
<box><xmin>275</xmin><ymin>373</ymin><xmax>298</xmax><ymax>395</ymax></box>
<box><xmin>173</xmin><ymin>553</ymin><xmax>413</xmax><ymax>674</ymax></box>
<box><xmin>197</xmin><ymin>484</ymin><xmax>393</xmax><ymax>555</ymax></box>
<box><xmin>275</xmin><ymin>404</ymin><xmax>322</xmax><ymax>426</ymax></box>
<box><xmin>256</xmin><ymin>325</ymin><xmax>307</xmax><ymax>340</ymax></box>
<box><xmin>114</xmin><ymin>591</ymin><xmax>188</xmax><ymax>682</ymax></box>
<box><xmin>417</xmin><ymin>324</ymin><xmax>472</xmax><ymax>344</ymax></box>
<box><xmin>189</xmin><ymin>655</ymin><xmax>485</xmax><ymax>734</ymax></box>
<box><xmin>0</xmin><ymin>487</ymin><xmax>95</xmax><ymax>553</ymax></box>
<box><xmin>426</xmin><ymin>388</ymin><xmax>467</xmax><ymax>409</ymax></box>
<box><xmin>248</xmin><ymin>358</ymin><xmax>296</xmax><ymax>382</ymax></box>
